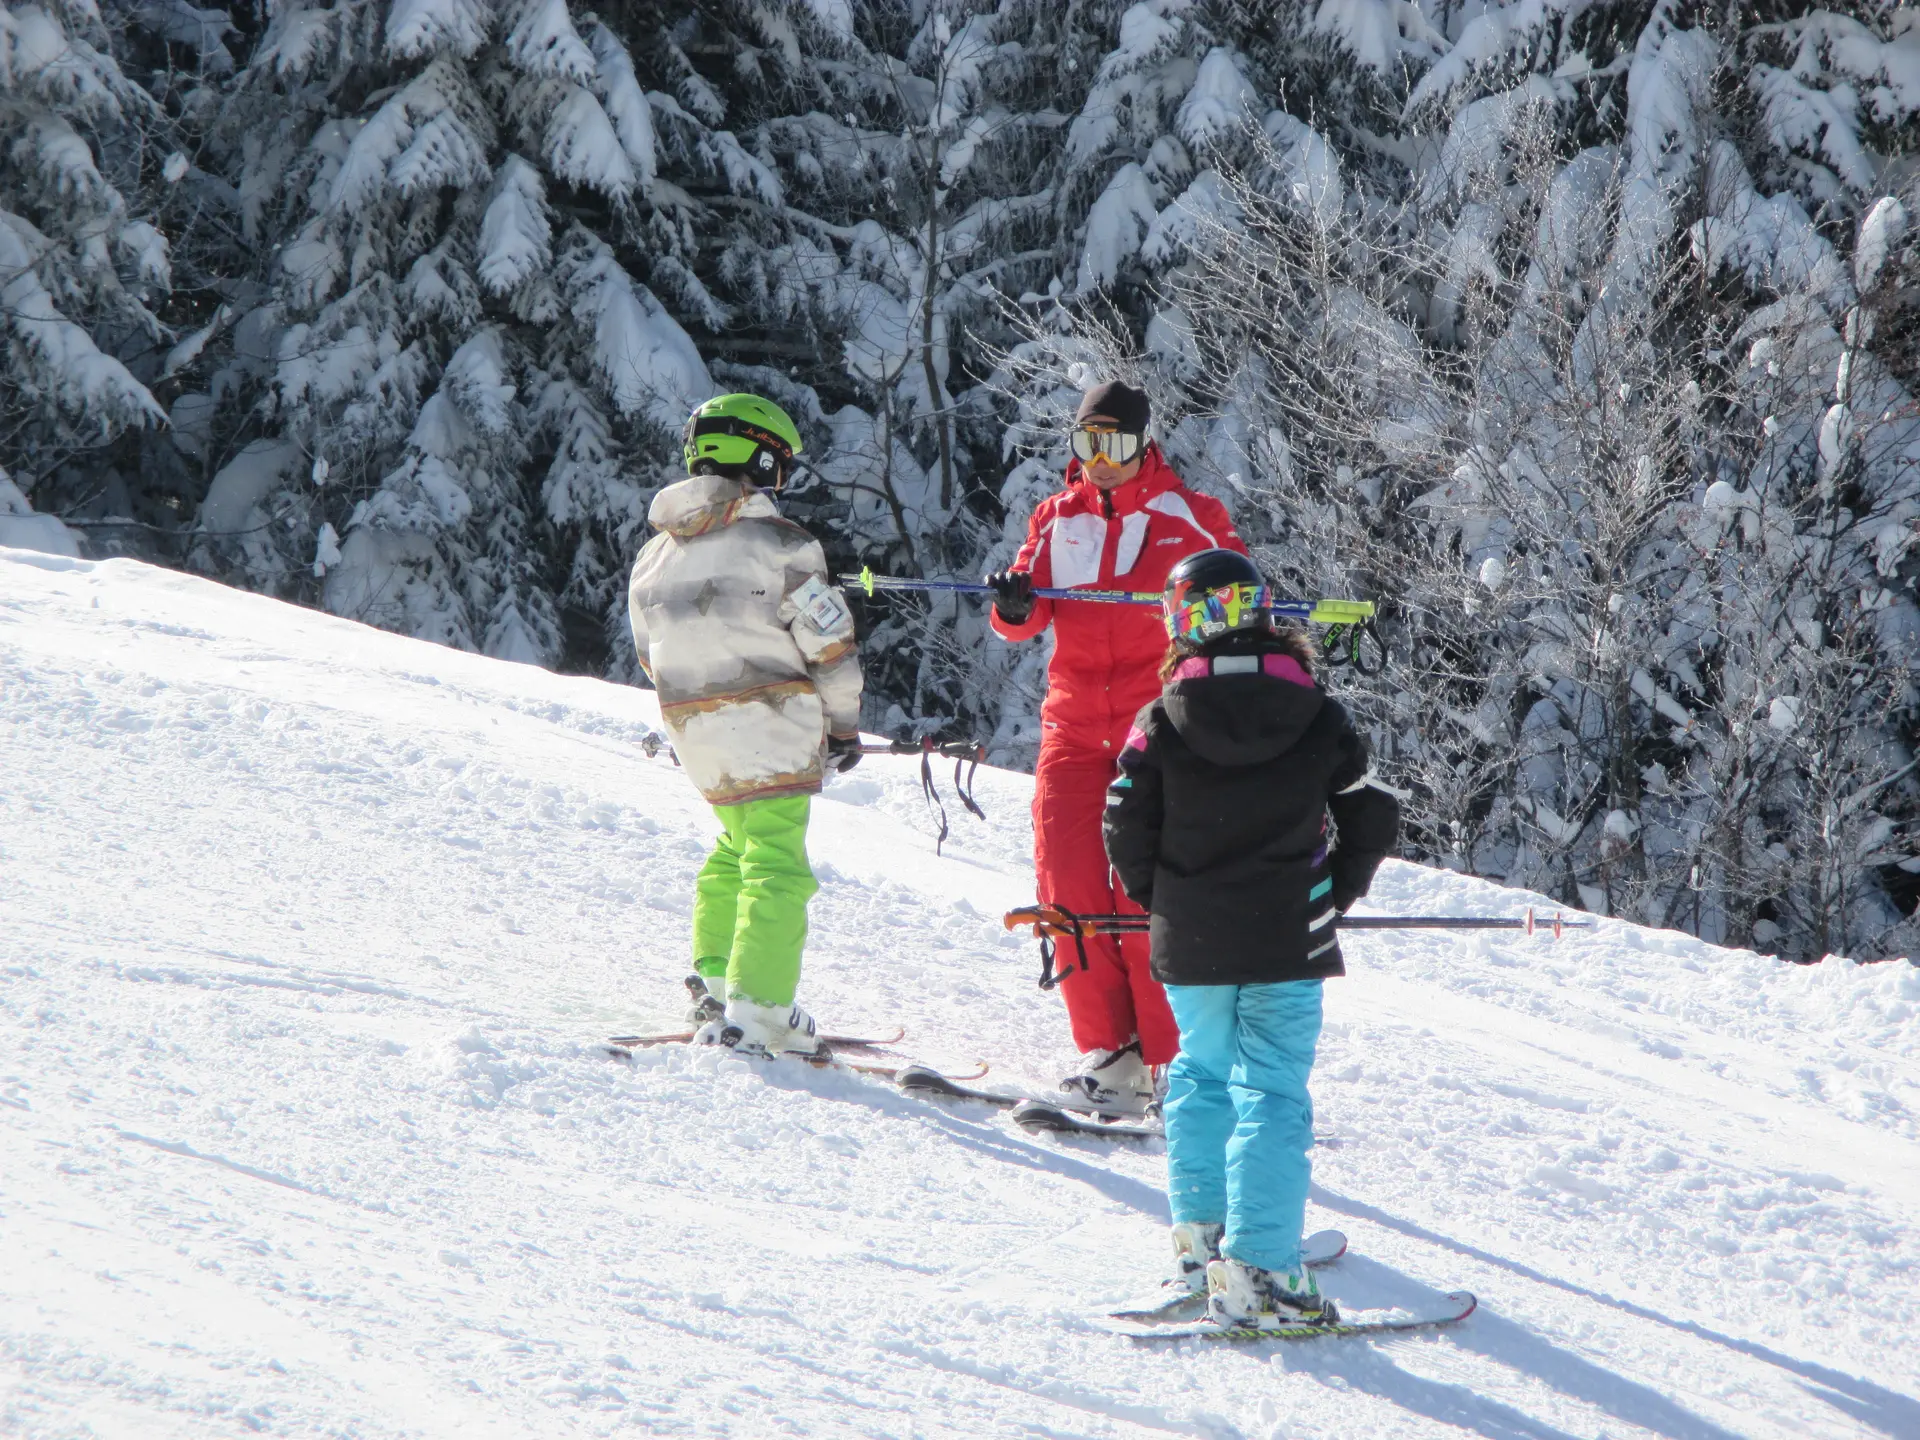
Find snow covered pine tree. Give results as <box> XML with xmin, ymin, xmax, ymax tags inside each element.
<box><xmin>203</xmin><ymin>0</ymin><xmax>709</xmax><ymax>666</ymax></box>
<box><xmin>997</xmin><ymin>1</ymin><xmax>1920</xmax><ymax>960</ymax></box>
<box><xmin>1</xmin><ymin>0</ymin><xmax>174</xmax><ymax>541</ymax></box>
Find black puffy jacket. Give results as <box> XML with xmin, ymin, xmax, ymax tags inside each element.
<box><xmin>1101</xmin><ymin>642</ymin><xmax>1400</xmax><ymax>986</ymax></box>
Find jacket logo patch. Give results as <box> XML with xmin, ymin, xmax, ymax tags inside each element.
<box><xmin>1049</xmin><ymin>513</ymin><xmax>1108</xmax><ymax>589</ymax></box>
<box><xmin>791</xmin><ymin>574</ymin><xmax>851</xmax><ymax>635</ymax></box>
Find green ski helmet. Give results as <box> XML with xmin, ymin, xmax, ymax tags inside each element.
<box><xmin>681</xmin><ymin>393</ymin><xmax>803</xmax><ymax>489</ymax></box>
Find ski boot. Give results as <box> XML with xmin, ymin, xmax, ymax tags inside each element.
<box><xmin>684</xmin><ymin>973</ymin><xmax>726</xmax><ymax>1026</ymax></box>
<box><xmin>1169</xmin><ymin>1221</ymin><xmax>1224</xmax><ymax>1294</ymax></box>
<box><xmin>698</xmin><ymin>996</ymin><xmax>824</xmax><ymax>1058</ymax></box>
<box><xmin>1206</xmin><ymin>1257</ymin><xmax>1339</xmax><ymax>1328</ymax></box>
<box><xmin>1059</xmin><ymin>1039</ymin><xmax>1155</xmax><ymax>1116</ymax></box>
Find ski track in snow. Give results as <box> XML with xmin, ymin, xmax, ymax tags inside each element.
<box><xmin>2</xmin><ymin>548</ymin><xmax>1917</xmax><ymax>1440</ymax></box>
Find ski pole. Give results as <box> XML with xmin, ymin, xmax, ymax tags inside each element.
<box><xmin>1004</xmin><ymin>904</ymin><xmax>1595</xmax><ymax>943</ymax></box>
<box><xmin>1338</xmin><ymin>913</ymin><xmax>1596</xmax><ymax>935</ymax></box>
<box><xmin>856</xmin><ymin>737</ymin><xmax>988</xmax><ymax>851</ymax></box>
<box><xmin>839</xmin><ymin>568</ymin><xmax>1375</xmax><ymax>627</ymax></box>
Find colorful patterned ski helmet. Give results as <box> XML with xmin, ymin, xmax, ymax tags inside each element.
<box><xmin>1163</xmin><ymin>548</ymin><xmax>1273</xmax><ymax>648</ymax></box>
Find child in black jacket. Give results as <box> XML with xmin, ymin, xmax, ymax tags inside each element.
<box><xmin>1103</xmin><ymin>549</ymin><xmax>1399</xmax><ymax>1327</ymax></box>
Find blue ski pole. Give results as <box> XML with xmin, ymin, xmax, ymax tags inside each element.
<box><xmin>838</xmin><ymin>567</ymin><xmax>1376</xmax><ymax>627</ymax></box>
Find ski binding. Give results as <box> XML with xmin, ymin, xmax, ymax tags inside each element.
<box><xmin>1106</xmin><ymin>1230</ymin><xmax>1348</xmax><ymax>1322</ymax></box>
<box><xmin>894</xmin><ymin>1064</ymin><xmax>1148</xmax><ymax>1119</ymax></box>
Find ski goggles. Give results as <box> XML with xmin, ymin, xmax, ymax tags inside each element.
<box><xmin>1163</xmin><ymin>580</ymin><xmax>1274</xmax><ymax>645</ymax></box>
<box><xmin>1069</xmin><ymin>427</ymin><xmax>1144</xmax><ymax>465</ymax></box>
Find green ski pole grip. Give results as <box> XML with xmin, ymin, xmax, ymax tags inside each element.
<box><xmin>1306</xmin><ymin>599</ymin><xmax>1376</xmax><ymax>625</ymax></box>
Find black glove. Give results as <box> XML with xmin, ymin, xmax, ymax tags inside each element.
<box><xmin>1330</xmin><ymin>870</ymin><xmax>1364</xmax><ymax>915</ymax></box>
<box><xmin>825</xmin><ymin>733</ymin><xmax>863</xmax><ymax>774</ymax></box>
<box><xmin>986</xmin><ymin>569</ymin><xmax>1034</xmax><ymax>625</ymax></box>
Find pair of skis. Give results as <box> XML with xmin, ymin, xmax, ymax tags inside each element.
<box><xmin>604</xmin><ymin>981</ymin><xmax>1162</xmax><ymax>1141</ymax></box>
<box><xmin>602</xmin><ymin>1030</ymin><xmax>1154</xmax><ymax>1137</ymax></box>
<box><xmin>1095</xmin><ymin>1229</ymin><xmax>1477</xmax><ymax>1342</ymax></box>
<box><xmin>601</xmin><ymin>1025</ymin><xmax>1476</xmax><ymax>1343</ymax></box>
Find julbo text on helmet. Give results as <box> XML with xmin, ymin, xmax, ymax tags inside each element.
<box><xmin>682</xmin><ymin>394</ymin><xmax>803</xmax><ymax>488</ymax></box>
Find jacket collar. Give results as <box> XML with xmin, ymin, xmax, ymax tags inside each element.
<box><xmin>1063</xmin><ymin>441</ymin><xmax>1182</xmax><ymax>514</ymax></box>
<box><xmin>647</xmin><ymin>472</ymin><xmax>780</xmax><ymax>538</ymax></box>
<box><xmin>1169</xmin><ymin>652</ymin><xmax>1316</xmax><ymax>687</ymax></box>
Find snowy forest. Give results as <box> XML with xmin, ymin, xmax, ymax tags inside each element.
<box><xmin>4</xmin><ymin>0</ymin><xmax>1918</xmax><ymax>962</ymax></box>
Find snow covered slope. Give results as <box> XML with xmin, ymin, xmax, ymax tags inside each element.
<box><xmin>3</xmin><ymin>548</ymin><xmax>1917</xmax><ymax>1440</ymax></box>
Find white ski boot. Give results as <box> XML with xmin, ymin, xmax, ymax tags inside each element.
<box><xmin>1205</xmin><ymin>1257</ymin><xmax>1339</xmax><ymax>1328</ymax></box>
<box><xmin>1169</xmin><ymin>1221</ymin><xmax>1224</xmax><ymax>1294</ymax></box>
<box><xmin>684</xmin><ymin>973</ymin><xmax>727</xmax><ymax>1026</ymax></box>
<box><xmin>699</xmin><ymin>996</ymin><xmax>822</xmax><ymax>1058</ymax></box>
<box><xmin>1059</xmin><ymin>1039</ymin><xmax>1155</xmax><ymax>1116</ymax></box>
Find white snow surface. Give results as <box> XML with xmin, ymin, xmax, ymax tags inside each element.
<box><xmin>3</xmin><ymin>548</ymin><xmax>1918</xmax><ymax>1440</ymax></box>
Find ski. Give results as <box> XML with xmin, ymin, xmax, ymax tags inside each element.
<box><xmin>1107</xmin><ymin>1231</ymin><xmax>1348</xmax><ymax>1323</ymax></box>
<box><xmin>1010</xmin><ymin>1098</ymin><xmax>1161</xmax><ymax>1139</ymax></box>
<box><xmin>851</xmin><ymin>1059</ymin><xmax>989</xmax><ymax>1083</ymax></box>
<box><xmin>625</xmin><ymin>976</ymin><xmax>908</xmax><ymax>1054</ymax></box>
<box><xmin>895</xmin><ymin>1066</ymin><xmax>1343</xmax><ymax>1146</ymax></box>
<box><xmin>606</xmin><ymin>1027</ymin><xmax>905</xmax><ymax>1052</ymax></box>
<box><xmin>893</xmin><ymin>1063</ymin><xmax>1145</xmax><ymax>1118</ymax></box>
<box><xmin>600</xmin><ymin>1040</ymin><xmax>984</xmax><ymax>1085</ymax></box>
<box><xmin>1091</xmin><ymin>1290</ymin><xmax>1478</xmax><ymax>1342</ymax></box>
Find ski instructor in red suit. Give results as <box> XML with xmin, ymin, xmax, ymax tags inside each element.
<box><xmin>988</xmin><ymin>380</ymin><xmax>1247</xmax><ymax>1113</ymax></box>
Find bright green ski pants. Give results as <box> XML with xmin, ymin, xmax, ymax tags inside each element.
<box><xmin>691</xmin><ymin>795</ymin><xmax>818</xmax><ymax>1008</ymax></box>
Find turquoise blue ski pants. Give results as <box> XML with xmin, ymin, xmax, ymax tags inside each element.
<box><xmin>1163</xmin><ymin>980</ymin><xmax>1323</xmax><ymax>1275</ymax></box>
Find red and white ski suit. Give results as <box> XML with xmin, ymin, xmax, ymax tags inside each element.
<box><xmin>992</xmin><ymin>445</ymin><xmax>1246</xmax><ymax>1064</ymax></box>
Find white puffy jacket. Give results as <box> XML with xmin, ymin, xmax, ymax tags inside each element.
<box><xmin>628</xmin><ymin>473</ymin><xmax>862</xmax><ymax>806</ymax></box>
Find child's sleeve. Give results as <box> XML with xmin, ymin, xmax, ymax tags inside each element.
<box><xmin>780</xmin><ymin>541</ymin><xmax>863</xmax><ymax>737</ymax></box>
<box><xmin>1102</xmin><ymin>710</ymin><xmax>1165</xmax><ymax>910</ymax></box>
<box><xmin>626</xmin><ymin>545</ymin><xmax>655</xmax><ymax>684</ymax></box>
<box><xmin>1326</xmin><ymin>708</ymin><xmax>1399</xmax><ymax>911</ymax></box>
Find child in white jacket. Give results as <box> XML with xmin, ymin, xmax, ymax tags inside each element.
<box><xmin>628</xmin><ymin>394</ymin><xmax>863</xmax><ymax>1055</ymax></box>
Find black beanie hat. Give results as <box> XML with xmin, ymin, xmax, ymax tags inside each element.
<box><xmin>1075</xmin><ymin>380</ymin><xmax>1150</xmax><ymax>434</ymax></box>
